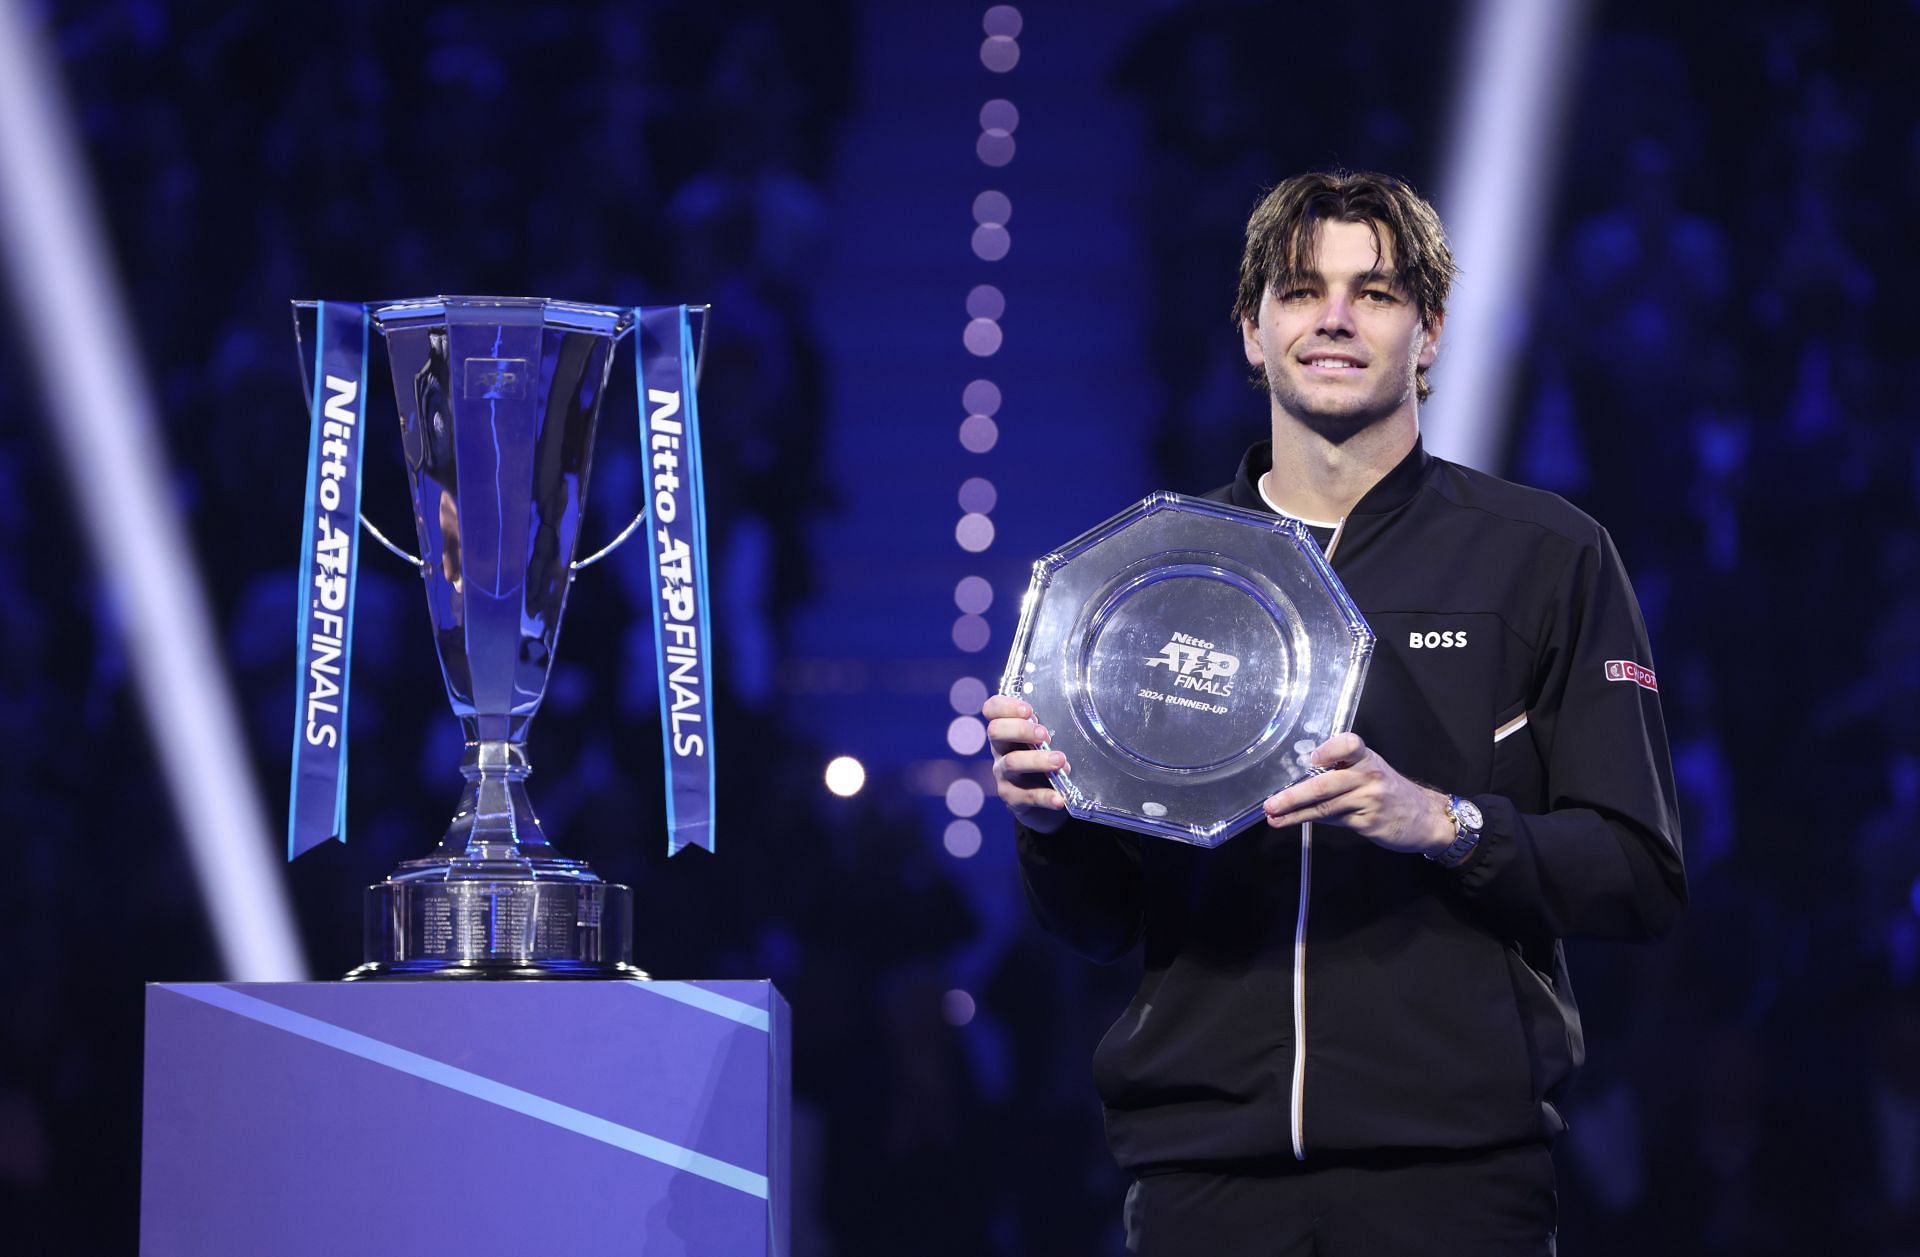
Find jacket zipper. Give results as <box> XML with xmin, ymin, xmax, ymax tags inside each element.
<box><xmin>1290</xmin><ymin>515</ymin><xmax>1347</xmax><ymax>1162</ymax></box>
<box><xmin>1290</xmin><ymin>820</ymin><xmax>1313</xmax><ymax>1160</ymax></box>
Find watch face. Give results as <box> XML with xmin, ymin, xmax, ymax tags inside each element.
<box><xmin>1454</xmin><ymin>797</ymin><xmax>1484</xmax><ymax>831</ymax></box>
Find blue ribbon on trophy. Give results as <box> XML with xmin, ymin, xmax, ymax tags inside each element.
<box><xmin>288</xmin><ymin>300</ymin><xmax>369</xmax><ymax>859</ymax></box>
<box><xmin>636</xmin><ymin>305</ymin><xmax>716</xmax><ymax>857</ymax></box>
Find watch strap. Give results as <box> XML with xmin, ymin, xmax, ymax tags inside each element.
<box><xmin>1426</xmin><ymin>794</ymin><xmax>1483</xmax><ymax>869</ymax></box>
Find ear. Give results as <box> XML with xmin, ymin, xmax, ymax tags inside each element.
<box><xmin>1241</xmin><ymin>311</ymin><xmax>1266</xmax><ymax>370</ymax></box>
<box><xmin>1417</xmin><ymin>308</ymin><xmax>1445</xmax><ymax>370</ymax></box>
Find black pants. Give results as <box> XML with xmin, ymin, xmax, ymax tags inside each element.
<box><xmin>1123</xmin><ymin>1144</ymin><xmax>1557</xmax><ymax>1257</ymax></box>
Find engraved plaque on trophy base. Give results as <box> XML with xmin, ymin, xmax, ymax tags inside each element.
<box><xmin>352</xmin><ymin>877</ymin><xmax>641</xmax><ymax>980</ymax></box>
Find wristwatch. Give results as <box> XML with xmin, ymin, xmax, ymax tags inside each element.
<box><xmin>1425</xmin><ymin>794</ymin><xmax>1484</xmax><ymax>869</ymax></box>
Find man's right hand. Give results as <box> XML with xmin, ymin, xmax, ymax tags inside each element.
<box><xmin>984</xmin><ymin>693</ymin><xmax>1071</xmax><ymax>833</ymax></box>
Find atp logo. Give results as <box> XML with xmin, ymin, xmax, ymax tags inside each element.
<box><xmin>1145</xmin><ymin>632</ymin><xmax>1239</xmax><ymax>697</ymax></box>
<box><xmin>463</xmin><ymin>357</ymin><xmax>529</xmax><ymax>400</ymax></box>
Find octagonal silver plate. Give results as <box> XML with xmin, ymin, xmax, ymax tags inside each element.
<box><xmin>1000</xmin><ymin>492</ymin><xmax>1373</xmax><ymax>847</ymax></box>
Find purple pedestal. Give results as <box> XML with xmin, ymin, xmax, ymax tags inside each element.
<box><xmin>141</xmin><ymin>980</ymin><xmax>789</xmax><ymax>1257</ymax></box>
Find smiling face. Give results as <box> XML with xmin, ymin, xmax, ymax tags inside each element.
<box><xmin>1241</xmin><ymin>218</ymin><xmax>1442</xmax><ymax>439</ymax></box>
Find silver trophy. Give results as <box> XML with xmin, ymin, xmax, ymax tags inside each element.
<box><xmin>294</xmin><ymin>296</ymin><xmax>701</xmax><ymax>978</ymax></box>
<box><xmin>1001</xmin><ymin>493</ymin><xmax>1372</xmax><ymax>846</ymax></box>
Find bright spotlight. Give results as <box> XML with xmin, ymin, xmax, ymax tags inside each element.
<box><xmin>824</xmin><ymin>755</ymin><xmax>866</xmax><ymax>798</ymax></box>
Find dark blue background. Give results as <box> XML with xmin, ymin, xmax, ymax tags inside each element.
<box><xmin>4</xmin><ymin>1</ymin><xmax>1917</xmax><ymax>1252</ymax></box>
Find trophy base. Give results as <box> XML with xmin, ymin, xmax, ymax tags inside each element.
<box><xmin>343</xmin><ymin>958</ymin><xmax>649</xmax><ymax>981</ymax></box>
<box><xmin>348</xmin><ymin>874</ymin><xmax>645</xmax><ymax>981</ymax></box>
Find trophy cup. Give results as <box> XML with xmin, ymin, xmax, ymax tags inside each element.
<box><xmin>291</xmin><ymin>296</ymin><xmax>708</xmax><ymax>978</ymax></box>
<box><xmin>1001</xmin><ymin>493</ymin><xmax>1373</xmax><ymax>847</ymax></box>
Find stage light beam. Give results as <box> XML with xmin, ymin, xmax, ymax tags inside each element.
<box><xmin>1424</xmin><ymin>0</ymin><xmax>1590</xmax><ymax>473</ymax></box>
<box><xmin>0</xmin><ymin>0</ymin><xmax>306</xmax><ymax>979</ymax></box>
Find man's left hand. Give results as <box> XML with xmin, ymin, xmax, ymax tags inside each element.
<box><xmin>1262</xmin><ymin>732</ymin><xmax>1454</xmax><ymax>855</ymax></box>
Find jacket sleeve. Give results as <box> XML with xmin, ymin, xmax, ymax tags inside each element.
<box><xmin>1015</xmin><ymin>815</ymin><xmax>1146</xmax><ymax>963</ymax></box>
<box><xmin>1447</xmin><ymin>526</ymin><xmax>1687</xmax><ymax>941</ymax></box>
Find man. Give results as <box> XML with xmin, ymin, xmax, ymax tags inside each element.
<box><xmin>985</xmin><ymin>170</ymin><xmax>1686</xmax><ymax>1256</ymax></box>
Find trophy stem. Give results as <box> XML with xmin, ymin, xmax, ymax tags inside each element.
<box><xmin>433</xmin><ymin>738</ymin><xmax>560</xmax><ymax>869</ymax></box>
<box><xmin>347</xmin><ymin>737</ymin><xmax>643</xmax><ymax>980</ymax></box>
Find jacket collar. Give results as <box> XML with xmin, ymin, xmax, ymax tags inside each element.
<box><xmin>1229</xmin><ymin>435</ymin><xmax>1432</xmax><ymax>518</ymax></box>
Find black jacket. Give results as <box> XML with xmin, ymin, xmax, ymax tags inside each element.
<box><xmin>1017</xmin><ymin>438</ymin><xmax>1686</xmax><ymax>1171</ymax></box>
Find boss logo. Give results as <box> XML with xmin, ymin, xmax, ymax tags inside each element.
<box><xmin>1408</xmin><ymin>630</ymin><xmax>1469</xmax><ymax>649</ymax></box>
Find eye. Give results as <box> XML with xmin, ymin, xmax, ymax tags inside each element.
<box><xmin>1279</xmin><ymin>288</ymin><xmax>1317</xmax><ymax>301</ymax></box>
<box><xmin>1361</xmin><ymin>289</ymin><xmax>1400</xmax><ymax>304</ymax></box>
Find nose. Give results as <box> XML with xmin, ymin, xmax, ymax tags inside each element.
<box><xmin>1316</xmin><ymin>292</ymin><xmax>1356</xmax><ymax>338</ymax></box>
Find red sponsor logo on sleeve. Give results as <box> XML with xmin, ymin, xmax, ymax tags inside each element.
<box><xmin>1604</xmin><ymin>660</ymin><xmax>1658</xmax><ymax>692</ymax></box>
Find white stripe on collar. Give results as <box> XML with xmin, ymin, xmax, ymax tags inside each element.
<box><xmin>1256</xmin><ymin>471</ymin><xmax>1342</xmax><ymax>530</ymax></box>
